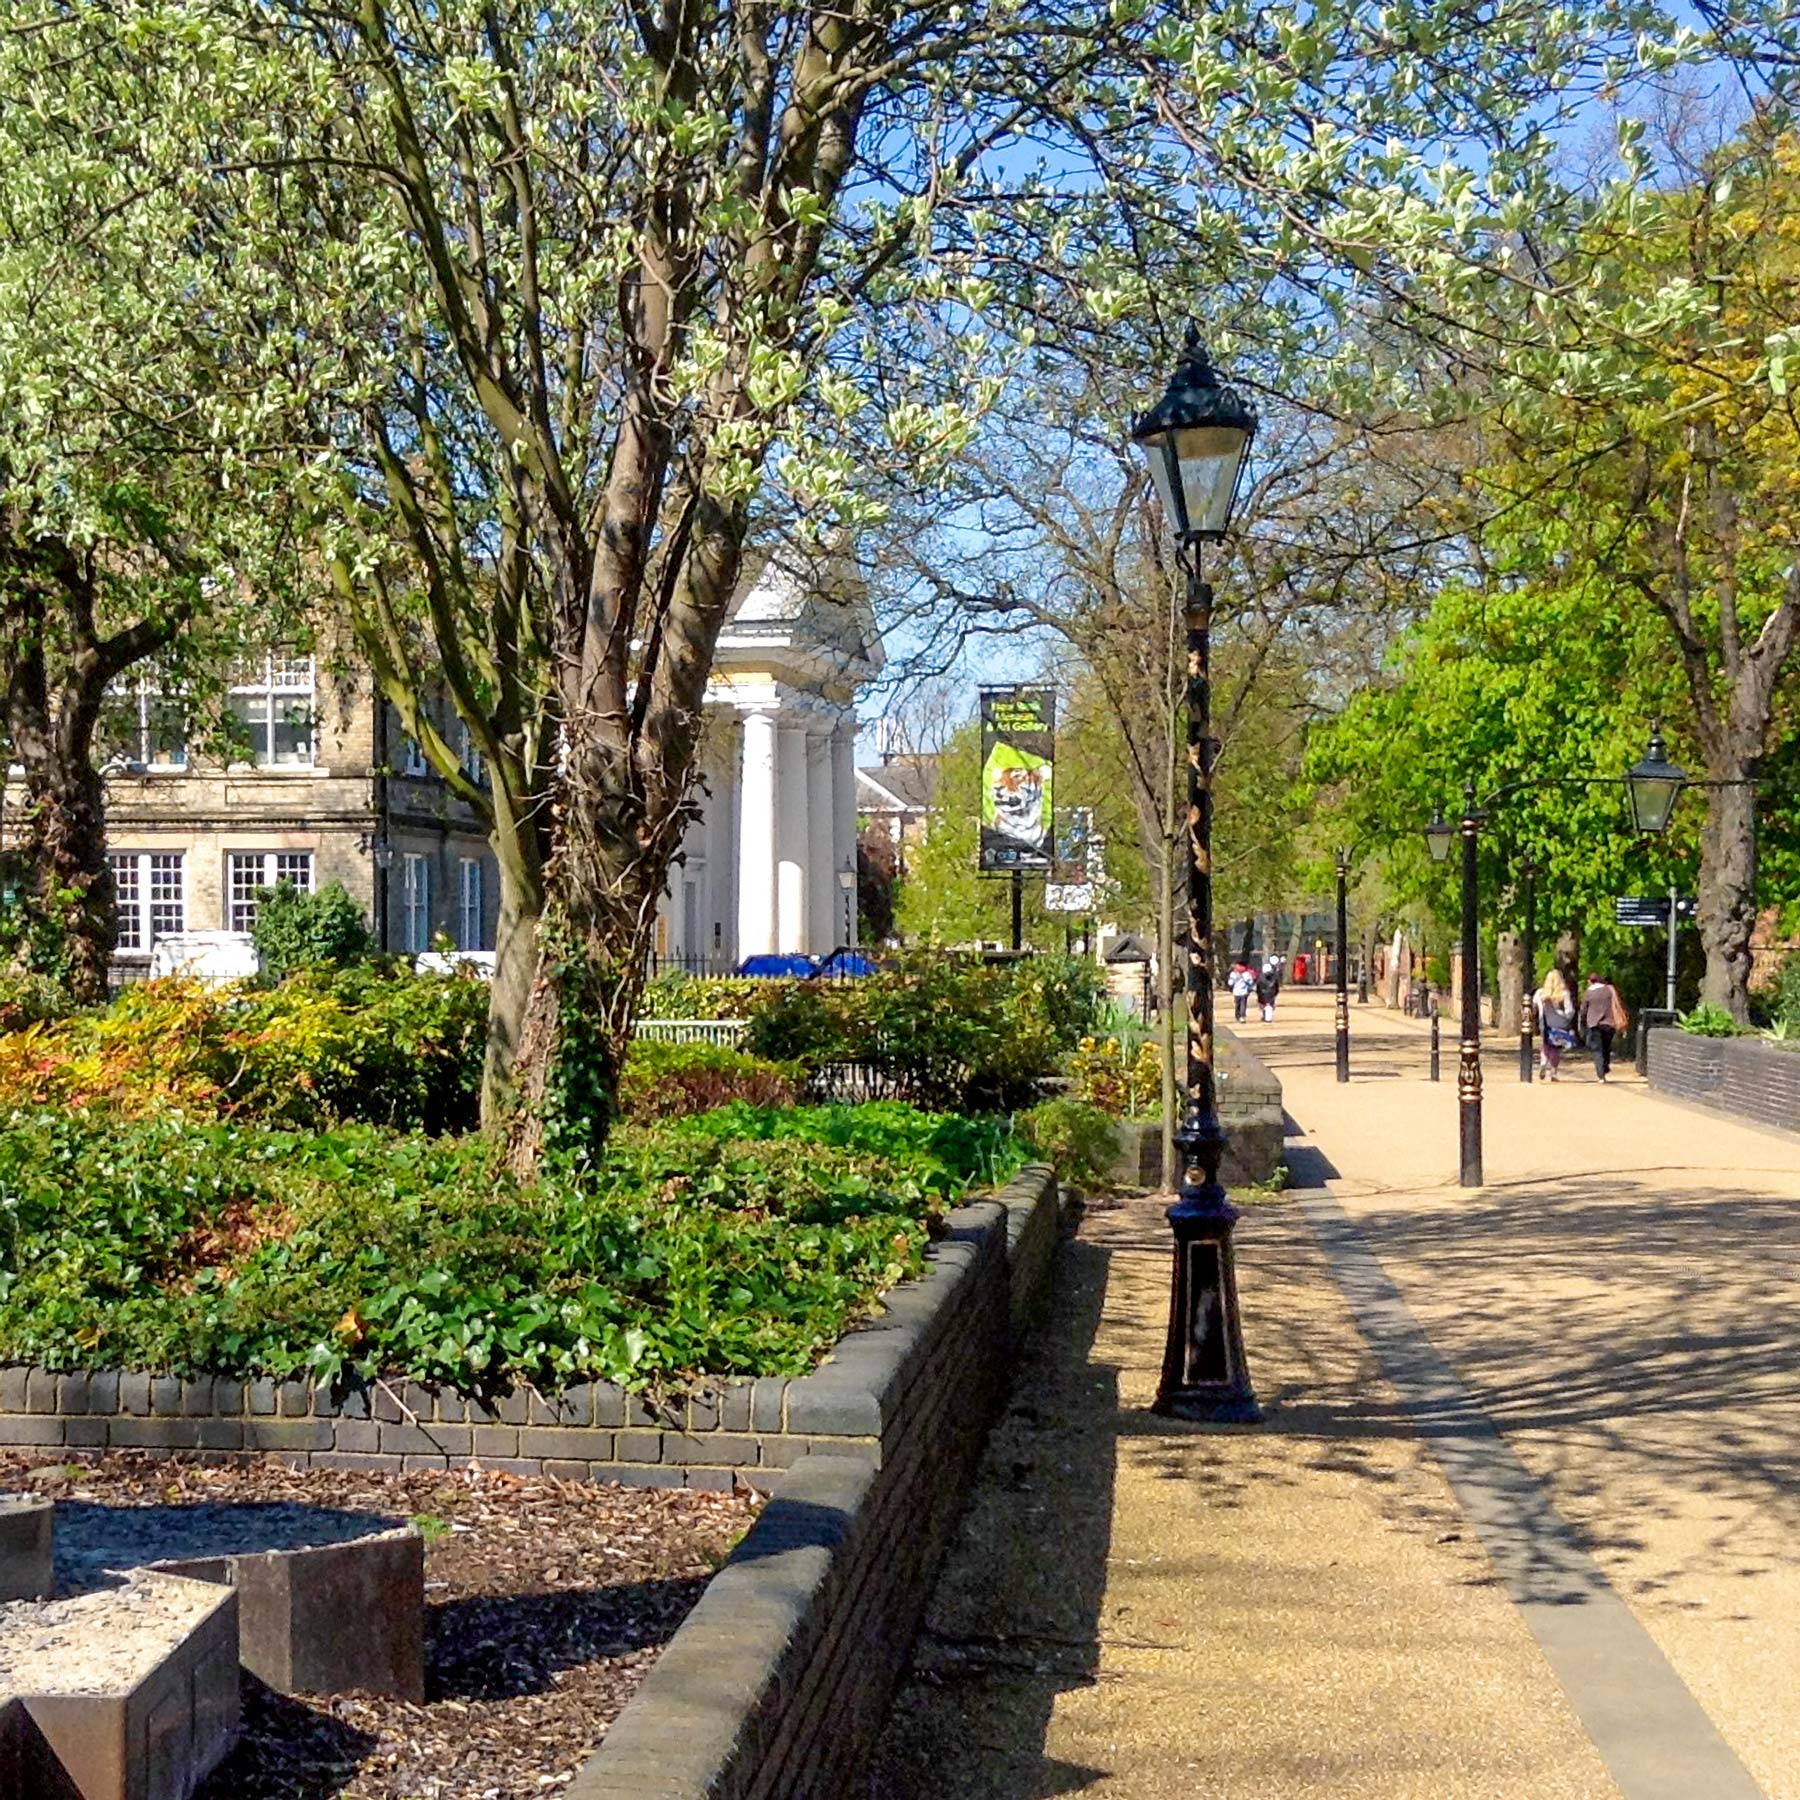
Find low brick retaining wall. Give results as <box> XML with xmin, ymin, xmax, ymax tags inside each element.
<box><xmin>568</xmin><ymin>1161</ymin><xmax>1063</xmax><ymax>1800</ymax></box>
<box><xmin>0</xmin><ymin>1165</ymin><xmax>1057</xmax><ymax>1495</ymax></box>
<box><xmin>1107</xmin><ymin>1024</ymin><xmax>1285</xmax><ymax>1189</ymax></box>
<box><xmin>1646</xmin><ymin>1027</ymin><xmax>1800</xmax><ymax>1134</ymax></box>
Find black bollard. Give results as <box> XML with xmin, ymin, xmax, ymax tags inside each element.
<box><xmin>1430</xmin><ymin>1007</ymin><xmax>1441</xmax><ymax>1082</ymax></box>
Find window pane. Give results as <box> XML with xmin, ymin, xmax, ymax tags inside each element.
<box><xmin>270</xmin><ymin>695</ymin><xmax>313</xmax><ymax>766</ymax></box>
<box><xmin>225</xmin><ymin>693</ymin><xmax>267</xmax><ymax>765</ymax></box>
<box><xmin>148</xmin><ymin>855</ymin><xmax>184</xmax><ymax>939</ymax></box>
<box><xmin>228</xmin><ymin>853</ymin><xmax>265</xmax><ymax>931</ymax></box>
<box><xmin>403</xmin><ymin>854</ymin><xmax>429</xmax><ymax>953</ymax></box>
<box><xmin>459</xmin><ymin>859</ymin><xmax>482</xmax><ymax>950</ymax></box>
<box><xmin>110</xmin><ymin>854</ymin><xmax>142</xmax><ymax>950</ymax></box>
<box><xmin>274</xmin><ymin>853</ymin><xmax>313</xmax><ymax>892</ymax></box>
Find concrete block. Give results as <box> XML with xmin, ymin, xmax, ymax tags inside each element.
<box><xmin>588</xmin><ymin>1464</ymin><xmax>687</xmax><ymax>1491</ymax></box>
<box><xmin>400</xmin><ymin>1455</ymin><xmax>449</xmax><ymax>1474</ymax></box>
<box><xmin>307</xmin><ymin>1452</ymin><xmax>404</xmax><ymax>1476</ymax></box>
<box><xmin>0</xmin><ymin>1495</ymin><xmax>53</xmax><ymax>1601</ymax></box>
<box><xmin>109</xmin><ymin>1419</ymin><xmax>201</xmax><ymax>1451</ymax></box>
<box><xmin>516</xmin><ymin>1427</ymin><xmax>612</xmax><ymax>1463</ymax></box>
<box><xmin>63</xmin><ymin>1419</ymin><xmax>108</xmax><ymax>1449</ymax></box>
<box><xmin>329</xmin><ymin>1420</ymin><xmax>381</xmax><ymax>1455</ymax></box>
<box><xmin>244</xmin><ymin>1378</ymin><xmax>276</xmax><ymax>1417</ymax></box>
<box><xmin>717</xmin><ymin>1384</ymin><xmax>752</xmax><ymax>1433</ymax></box>
<box><xmin>615</xmin><ymin>1432</ymin><xmax>664</xmax><ymax>1465</ymax></box>
<box><xmin>0</xmin><ymin>1369</ymin><xmax>27</xmax><ymax>1414</ymax></box>
<box><xmin>55</xmin><ymin>1372</ymin><xmax>91</xmax><ymax>1416</ymax></box>
<box><xmin>587</xmin><ymin>1382</ymin><xmax>627</xmax><ymax>1429</ymax></box>
<box><xmin>495</xmin><ymin>1388</ymin><xmax>531</xmax><ymax>1425</ymax></box>
<box><xmin>150</xmin><ymin>1376</ymin><xmax>182</xmax><ymax>1418</ymax></box>
<box><xmin>0</xmin><ymin>1418</ymin><xmax>66</xmax><ymax>1448</ymax></box>
<box><xmin>749</xmin><ymin>1378</ymin><xmax>788</xmax><ymax>1432</ymax></box>
<box><xmin>88</xmin><ymin>1371</ymin><xmax>121</xmax><ymax>1416</ymax></box>
<box><xmin>195</xmin><ymin>1420</ymin><xmax>244</xmax><ymax>1453</ymax></box>
<box><xmin>274</xmin><ymin>1380</ymin><xmax>311</xmax><ymax>1419</ymax></box>
<box><xmin>243</xmin><ymin>1419</ymin><xmax>331</xmax><ymax>1454</ymax></box>
<box><xmin>160</xmin><ymin>1525</ymin><xmax>424</xmax><ymax>1703</ymax></box>
<box><xmin>685</xmin><ymin>1388</ymin><xmax>720</xmax><ymax>1433</ymax></box>
<box><xmin>663</xmin><ymin>1434</ymin><xmax>759</xmax><ymax>1467</ymax></box>
<box><xmin>25</xmin><ymin>1370</ymin><xmax>60</xmax><ymax>1415</ymax></box>
<box><xmin>783</xmin><ymin>1373</ymin><xmax>881</xmax><ymax>1438</ymax></box>
<box><xmin>683</xmin><ymin>1468</ymin><xmax>737</xmax><ymax>1493</ymax></box>
<box><xmin>0</xmin><ymin>1698</ymin><xmax>84</xmax><ymax>1799</ymax></box>
<box><xmin>470</xmin><ymin>1425</ymin><xmax>520</xmax><ymax>1460</ymax></box>
<box><xmin>11</xmin><ymin>1573</ymin><xmax>239</xmax><ymax>1800</ymax></box>
<box><xmin>376</xmin><ymin>1422</ymin><xmax>472</xmax><ymax>1458</ymax></box>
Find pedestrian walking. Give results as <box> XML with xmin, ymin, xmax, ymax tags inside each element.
<box><xmin>1255</xmin><ymin>957</ymin><xmax>1282</xmax><ymax>1024</ymax></box>
<box><xmin>1229</xmin><ymin>962</ymin><xmax>1256</xmax><ymax>1023</ymax></box>
<box><xmin>1534</xmin><ymin>967</ymin><xmax>1576</xmax><ymax>1081</ymax></box>
<box><xmin>1581</xmin><ymin>972</ymin><xmax>1628</xmax><ymax>1081</ymax></box>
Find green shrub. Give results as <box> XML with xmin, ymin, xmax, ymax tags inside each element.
<box><xmin>251</xmin><ymin>881</ymin><xmax>375</xmax><ymax>982</ymax></box>
<box><xmin>0</xmin><ymin>1101</ymin><xmax>1016</xmax><ymax>1390</ymax></box>
<box><xmin>1679</xmin><ymin>1002</ymin><xmax>1743</xmax><ymax>1038</ymax></box>
<box><xmin>1770</xmin><ymin>951</ymin><xmax>1800</xmax><ymax>1030</ymax></box>
<box><xmin>618</xmin><ymin>1040</ymin><xmax>797</xmax><ymax>1122</ymax></box>
<box><xmin>0</xmin><ymin>972</ymin><xmax>75</xmax><ymax>1033</ymax></box>
<box><xmin>1017</xmin><ymin>1097</ymin><xmax>1118</xmax><ymax>1189</ymax></box>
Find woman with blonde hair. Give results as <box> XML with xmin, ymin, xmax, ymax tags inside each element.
<box><xmin>1535</xmin><ymin>967</ymin><xmax>1577</xmax><ymax>1081</ymax></box>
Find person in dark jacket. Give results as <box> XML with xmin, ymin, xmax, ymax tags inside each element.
<box><xmin>1255</xmin><ymin>958</ymin><xmax>1282</xmax><ymax>1023</ymax></box>
<box><xmin>1581</xmin><ymin>972</ymin><xmax>1626</xmax><ymax>1081</ymax></box>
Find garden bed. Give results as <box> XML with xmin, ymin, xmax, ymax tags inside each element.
<box><xmin>2</xmin><ymin>1451</ymin><xmax>757</xmax><ymax>1800</ymax></box>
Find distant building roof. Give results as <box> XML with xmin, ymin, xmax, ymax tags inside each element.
<box><xmin>857</xmin><ymin>758</ymin><xmax>939</xmax><ymax>815</ymax></box>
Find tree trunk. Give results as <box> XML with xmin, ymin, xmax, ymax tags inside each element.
<box><xmin>483</xmin><ymin>848</ymin><xmax>544</xmax><ymax>1129</ymax></box>
<box><xmin>1497</xmin><ymin>931</ymin><xmax>1523</xmax><ymax>1040</ymax></box>
<box><xmin>18</xmin><ymin>744</ymin><xmax>112</xmax><ymax>1005</ymax></box>
<box><xmin>1554</xmin><ymin>929</ymin><xmax>1581</xmax><ymax>1000</ymax></box>
<box><xmin>1697</xmin><ymin>773</ymin><xmax>1758</xmax><ymax>1021</ymax></box>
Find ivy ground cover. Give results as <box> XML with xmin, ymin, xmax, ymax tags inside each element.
<box><xmin>0</xmin><ymin>1100</ymin><xmax>1023</xmax><ymax>1394</ymax></box>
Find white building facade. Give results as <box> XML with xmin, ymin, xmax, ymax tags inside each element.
<box><xmin>655</xmin><ymin>557</ymin><xmax>882</xmax><ymax>966</ymax></box>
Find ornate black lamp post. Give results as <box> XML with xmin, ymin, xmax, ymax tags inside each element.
<box><xmin>1517</xmin><ymin>854</ymin><xmax>1538</xmax><ymax>1084</ymax></box>
<box><xmin>1334</xmin><ymin>847</ymin><xmax>1351</xmax><ymax>1083</ymax></box>
<box><xmin>1131</xmin><ymin>327</ymin><xmax>1260</xmax><ymax>1424</ymax></box>
<box><xmin>1422</xmin><ymin>725</ymin><xmax>1686</xmax><ymax>1186</ymax></box>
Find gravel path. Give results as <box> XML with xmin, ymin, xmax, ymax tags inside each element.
<box><xmin>1</xmin><ymin>1452</ymin><xmax>758</xmax><ymax>1799</ymax></box>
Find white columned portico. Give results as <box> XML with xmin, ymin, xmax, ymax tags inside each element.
<box><xmin>776</xmin><ymin>722</ymin><xmax>811</xmax><ymax>954</ymax></box>
<box><xmin>806</xmin><ymin>726</ymin><xmax>836</xmax><ymax>951</ymax></box>
<box><xmin>737</xmin><ymin>709</ymin><xmax>778</xmax><ymax>957</ymax></box>
<box><xmin>831</xmin><ymin>719</ymin><xmax>858</xmax><ymax>945</ymax></box>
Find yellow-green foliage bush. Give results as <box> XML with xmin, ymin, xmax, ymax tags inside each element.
<box><xmin>0</xmin><ymin>967</ymin><xmax>487</xmax><ymax>1132</ymax></box>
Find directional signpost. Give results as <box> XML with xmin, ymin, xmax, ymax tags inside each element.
<box><xmin>1615</xmin><ymin>891</ymin><xmax>1697</xmax><ymax>1010</ymax></box>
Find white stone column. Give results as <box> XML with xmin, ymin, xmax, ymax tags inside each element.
<box><xmin>831</xmin><ymin>719</ymin><xmax>858</xmax><ymax>944</ymax></box>
<box><xmin>737</xmin><ymin>710</ymin><xmax>778</xmax><ymax>958</ymax></box>
<box><xmin>806</xmin><ymin>727</ymin><xmax>836</xmax><ymax>952</ymax></box>
<box><xmin>776</xmin><ymin>722</ymin><xmax>811</xmax><ymax>954</ymax></box>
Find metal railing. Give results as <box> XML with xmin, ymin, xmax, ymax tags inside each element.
<box><xmin>632</xmin><ymin>1018</ymin><xmax>751</xmax><ymax>1047</ymax></box>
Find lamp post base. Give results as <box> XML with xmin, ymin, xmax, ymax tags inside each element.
<box><xmin>1153</xmin><ymin>1169</ymin><xmax>1261</xmax><ymax>1425</ymax></box>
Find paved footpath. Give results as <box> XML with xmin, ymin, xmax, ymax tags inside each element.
<box><xmin>864</xmin><ymin>990</ymin><xmax>1800</xmax><ymax>1799</ymax></box>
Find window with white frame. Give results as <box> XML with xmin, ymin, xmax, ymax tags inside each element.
<box><xmin>399</xmin><ymin>728</ymin><xmax>430</xmax><ymax>777</ymax></box>
<box><xmin>102</xmin><ymin>682</ymin><xmax>188</xmax><ymax>769</ymax></box>
<box><xmin>458</xmin><ymin>857</ymin><xmax>484</xmax><ymax>950</ymax></box>
<box><xmin>227</xmin><ymin>851</ymin><xmax>312</xmax><ymax>932</ymax></box>
<box><xmin>401</xmin><ymin>854</ymin><xmax>431</xmax><ymax>953</ymax></box>
<box><xmin>109</xmin><ymin>852</ymin><xmax>184</xmax><ymax>952</ymax></box>
<box><xmin>227</xmin><ymin>653</ymin><xmax>315</xmax><ymax>767</ymax></box>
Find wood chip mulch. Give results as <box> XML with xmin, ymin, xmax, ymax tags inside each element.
<box><xmin>0</xmin><ymin>1451</ymin><xmax>761</xmax><ymax>1799</ymax></box>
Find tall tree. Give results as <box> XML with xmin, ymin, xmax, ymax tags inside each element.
<box><xmin>0</xmin><ymin>23</ymin><xmax>294</xmax><ymax>999</ymax></box>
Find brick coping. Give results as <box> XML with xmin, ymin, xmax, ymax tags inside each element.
<box><xmin>0</xmin><ymin>1164</ymin><xmax>1059</xmax><ymax>1494</ymax></box>
<box><xmin>567</xmin><ymin>1159</ymin><xmax>1064</xmax><ymax>1799</ymax></box>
